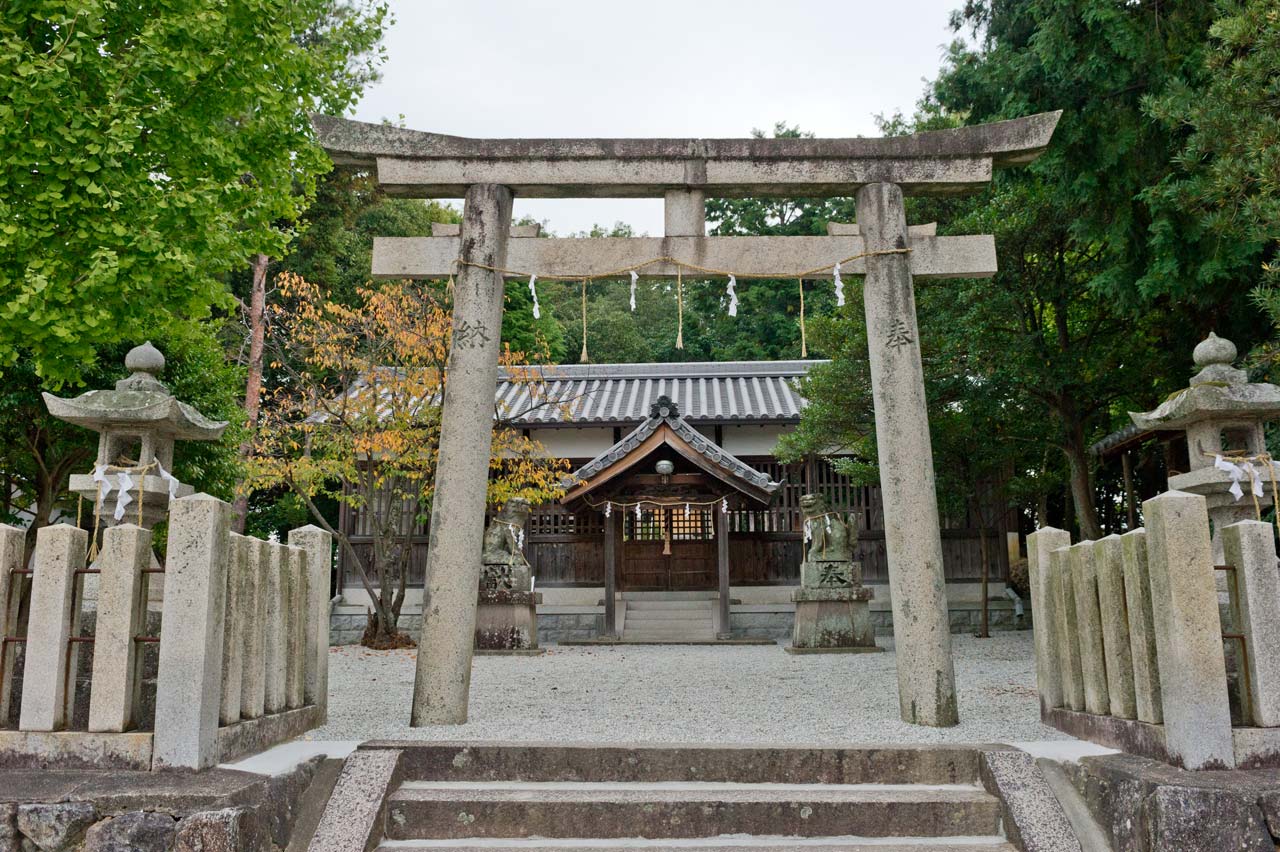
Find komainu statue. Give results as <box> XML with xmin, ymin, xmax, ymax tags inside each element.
<box><xmin>788</xmin><ymin>492</ymin><xmax>878</xmax><ymax>653</ymax></box>
<box><xmin>476</xmin><ymin>497</ymin><xmax>541</xmax><ymax>652</ymax></box>
<box><xmin>481</xmin><ymin>497</ymin><xmax>532</xmax><ymax>569</ymax></box>
<box><xmin>800</xmin><ymin>492</ymin><xmax>855</xmax><ymax>565</ymax></box>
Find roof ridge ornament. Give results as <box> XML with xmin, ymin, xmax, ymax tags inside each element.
<box><xmin>650</xmin><ymin>395</ymin><xmax>679</xmax><ymax>420</ymax></box>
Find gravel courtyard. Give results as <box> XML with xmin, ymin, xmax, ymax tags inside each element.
<box><xmin>311</xmin><ymin>631</ymin><xmax>1072</xmax><ymax>745</ymax></box>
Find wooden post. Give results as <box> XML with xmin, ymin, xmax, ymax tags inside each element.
<box><xmin>716</xmin><ymin>503</ymin><xmax>731</xmax><ymax>640</ymax></box>
<box><xmin>1122</xmin><ymin>450</ymin><xmax>1138</xmax><ymax>530</ymax></box>
<box><xmin>603</xmin><ymin>510</ymin><xmax>618</xmax><ymax>639</ymax></box>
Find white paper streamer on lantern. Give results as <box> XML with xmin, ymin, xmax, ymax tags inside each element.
<box><xmin>155</xmin><ymin>460</ymin><xmax>181</xmax><ymax>500</ymax></box>
<box><xmin>629</xmin><ymin>270</ymin><xmax>638</xmax><ymax>311</ymax></box>
<box><xmin>1215</xmin><ymin>454</ymin><xmax>1264</xmax><ymax>502</ymax></box>
<box><xmin>113</xmin><ymin>471</ymin><xmax>134</xmax><ymax>521</ymax></box>
<box><xmin>528</xmin><ymin>275</ymin><xmax>540</xmax><ymax>319</ymax></box>
<box><xmin>726</xmin><ymin>276</ymin><xmax>738</xmax><ymax>317</ymax></box>
<box><xmin>833</xmin><ymin>262</ymin><xmax>845</xmax><ymax>307</ymax></box>
<box><xmin>93</xmin><ymin>464</ymin><xmax>113</xmax><ymax>499</ymax></box>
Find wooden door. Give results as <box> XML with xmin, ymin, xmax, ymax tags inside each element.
<box><xmin>619</xmin><ymin>507</ymin><xmax>716</xmax><ymax>591</ymax></box>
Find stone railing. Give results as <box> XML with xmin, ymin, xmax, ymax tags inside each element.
<box><xmin>1028</xmin><ymin>490</ymin><xmax>1280</xmax><ymax>770</ymax></box>
<box><xmin>0</xmin><ymin>493</ymin><xmax>332</xmax><ymax>770</ymax></box>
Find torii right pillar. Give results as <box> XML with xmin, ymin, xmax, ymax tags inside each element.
<box><xmin>857</xmin><ymin>182</ymin><xmax>958</xmax><ymax>726</ymax></box>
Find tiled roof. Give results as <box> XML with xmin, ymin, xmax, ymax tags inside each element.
<box><xmin>567</xmin><ymin>395</ymin><xmax>781</xmax><ymax>501</ymax></box>
<box><xmin>497</xmin><ymin>360</ymin><xmax>821</xmax><ymax>426</ymax></box>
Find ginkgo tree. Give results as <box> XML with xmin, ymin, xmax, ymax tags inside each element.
<box><xmin>249</xmin><ymin>273</ymin><xmax>570</xmax><ymax>644</ymax></box>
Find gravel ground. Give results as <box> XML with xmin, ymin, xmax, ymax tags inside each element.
<box><xmin>310</xmin><ymin>632</ymin><xmax>1069</xmax><ymax>745</ymax></box>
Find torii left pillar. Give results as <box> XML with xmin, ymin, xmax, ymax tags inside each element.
<box><xmin>412</xmin><ymin>183</ymin><xmax>513</xmax><ymax>725</ymax></box>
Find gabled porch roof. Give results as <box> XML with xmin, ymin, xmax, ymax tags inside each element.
<box><xmin>561</xmin><ymin>395</ymin><xmax>782</xmax><ymax>510</ymax></box>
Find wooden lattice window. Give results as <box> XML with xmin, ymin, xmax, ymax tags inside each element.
<box><xmin>625</xmin><ymin>506</ymin><xmax>714</xmax><ymax>541</ymax></box>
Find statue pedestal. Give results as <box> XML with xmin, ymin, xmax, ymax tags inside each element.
<box><xmin>475</xmin><ymin>589</ymin><xmax>543</xmax><ymax>653</ymax></box>
<box><xmin>786</xmin><ymin>583</ymin><xmax>881</xmax><ymax>654</ymax></box>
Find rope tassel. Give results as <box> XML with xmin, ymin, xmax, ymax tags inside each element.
<box><xmin>676</xmin><ymin>267</ymin><xmax>684</xmax><ymax>350</ymax></box>
<box><xmin>798</xmin><ymin>278</ymin><xmax>808</xmax><ymax>358</ymax></box>
<box><xmin>579</xmin><ymin>278</ymin><xmax>589</xmax><ymax>363</ymax></box>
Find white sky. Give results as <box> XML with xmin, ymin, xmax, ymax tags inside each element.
<box><xmin>352</xmin><ymin>0</ymin><xmax>962</xmax><ymax>236</ymax></box>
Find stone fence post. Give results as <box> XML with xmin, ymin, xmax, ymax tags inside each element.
<box><xmin>1095</xmin><ymin>535</ymin><xmax>1136</xmax><ymax>720</ymax></box>
<box><xmin>1027</xmin><ymin>527</ymin><xmax>1069</xmax><ymax>712</ymax></box>
<box><xmin>1143</xmin><ymin>490</ymin><xmax>1234</xmax><ymax>770</ymax></box>
<box><xmin>87</xmin><ymin>524</ymin><xmax>151</xmax><ymax>733</ymax></box>
<box><xmin>219</xmin><ymin>534</ymin><xmax>251</xmax><ymax>726</ymax></box>
<box><xmin>1049</xmin><ymin>546</ymin><xmax>1084</xmax><ymax>712</ymax></box>
<box><xmin>288</xmin><ymin>525</ymin><xmax>333</xmax><ymax>717</ymax></box>
<box><xmin>153</xmin><ymin>494</ymin><xmax>231</xmax><ymax>770</ymax></box>
<box><xmin>1069</xmin><ymin>541</ymin><xmax>1110</xmax><ymax>717</ymax></box>
<box><xmin>1221</xmin><ymin>519</ymin><xmax>1280</xmax><ymax>727</ymax></box>
<box><xmin>19</xmin><ymin>524</ymin><xmax>87</xmax><ymax>732</ymax></box>
<box><xmin>1120</xmin><ymin>529</ymin><xmax>1162</xmax><ymax>724</ymax></box>
<box><xmin>241</xmin><ymin>537</ymin><xmax>268</xmax><ymax>719</ymax></box>
<box><xmin>286</xmin><ymin>546</ymin><xmax>307</xmax><ymax>710</ymax></box>
<box><xmin>0</xmin><ymin>525</ymin><xmax>26</xmax><ymax>722</ymax></box>
<box><xmin>263</xmin><ymin>541</ymin><xmax>291</xmax><ymax>714</ymax></box>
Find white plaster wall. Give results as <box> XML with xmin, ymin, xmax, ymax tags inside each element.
<box><xmin>528</xmin><ymin>427</ymin><xmax>615</xmax><ymax>459</ymax></box>
<box><xmin>721</xmin><ymin>425</ymin><xmax>787</xmax><ymax>456</ymax></box>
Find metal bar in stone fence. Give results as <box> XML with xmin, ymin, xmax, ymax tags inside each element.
<box><xmin>0</xmin><ymin>494</ymin><xmax>333</xmax><ymax>771</ymax></box>
<box><xmin>1031</xmin><ymin>490</ymin><xmax>1280</xmax><ymax>770</ymax></box>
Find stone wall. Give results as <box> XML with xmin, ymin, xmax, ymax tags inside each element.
<box><xmin>330</xmin><ymin>603</ymin><xmax>1029</xmax><ymax>644</ymax></box>
<box><xmin>0</xmin><ymin>755</ymin><xmax>325</xmax><ymax>852</ymax></box>
<box><xmin>1067</xmin><ymin>752</ymin><xmax>1280</xmax><ymax>852</ymax></box>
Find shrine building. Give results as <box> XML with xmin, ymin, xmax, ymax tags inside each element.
<box><xmin>329</xmin><ymin>359</ymin><xmax>1021</xmax><ymax>644</ymax></box>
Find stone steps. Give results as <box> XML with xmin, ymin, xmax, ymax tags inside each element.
<box><xmin>353</xmin><ymin>744</ymin><xmax>1018</xmax><ymax>852</ymax></box>
<box><xmin>378</xmin><ymin>838</ymin><xmax>1018</xmax><ymax>851</ymax></box>
<box><xmin>382</xmin><ymin>781</ymin><xmax>1003</xmax><ymax>841</ymax></box>
<box><xmin>622</xmin><ymin>596</ymin><xmax>716</xmax><ymax>603</ymax></box>
<box><xmin>621</xmin><ymin>600</ymin><xmax>715</xmax><ymax>642</ymax></box>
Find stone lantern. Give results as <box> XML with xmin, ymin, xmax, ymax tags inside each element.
<box><xmin>1130</xmin><ymin>331</ymin><xmax>1280</xmax><ymax>560</ymax></box>
<box><xmin>42</xmin><ymin>342</ymin><xmax>228</xmax><ymax>529</ymax></box>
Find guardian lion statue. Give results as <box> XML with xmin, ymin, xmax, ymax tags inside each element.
<box><xmin>799</xmin><ymin>492</ymin><xmax>855</xmax><ymax>564</ymax></box>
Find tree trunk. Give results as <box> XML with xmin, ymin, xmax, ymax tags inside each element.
<box><xmin>232</xmin><ymin>253</ymin><xmax>270</xmax><ymax>533</ymax></box>
<box><xmin>1063</xmin><ymin>428</ymin><xmax>1103</xmax><ymax>540</ymax></box>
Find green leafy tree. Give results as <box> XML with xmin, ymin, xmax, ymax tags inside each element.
<box><xmin>1</xmin><ymin>0</ymin><xmax>388</xmax><ymax>385</ymax></box>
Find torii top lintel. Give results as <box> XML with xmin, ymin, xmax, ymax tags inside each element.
<box><xmin>312</xmin><ymin>111</ymin><xmax>1061</xmax><ymax>199</ymax></box>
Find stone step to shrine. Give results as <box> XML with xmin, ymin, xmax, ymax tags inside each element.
<box><xmin>381</xmin><ymin>781</ymin><xmax>1003</xmax><ymax>841</ymax></box>
<box><xmin>622</xmin><ymin>596</ymin><xmax>716</xmax><ymax>603</ymax></box>
<box><xmin>347</xmin><ymin>744</ymin><xmax>1018</xmax><ymax>851</ymax></box>
<box><xmin>621</xmin><ymin>599</ymin><xmax>716</xmax><ymax>642</ymax></box>
<box><xmin>378</xmin><ymin>838</ymin><xmax>1017</xmax><ymax>851</ymax></box>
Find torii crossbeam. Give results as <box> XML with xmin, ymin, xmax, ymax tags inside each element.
<box><xmin>314</xmin><ymin>110</ymin><xmax>1061</xmax><ymax>730</ymax></box>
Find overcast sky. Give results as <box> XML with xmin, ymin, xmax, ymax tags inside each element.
<box><xmin>352</xmin><ymin>0</ymin><xmax>962</xmax><ymax>235</ymax></box>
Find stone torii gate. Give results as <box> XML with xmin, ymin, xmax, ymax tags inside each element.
<box><xmin>314</xmin><ymin>111</ymin><xmax>1061</xmax><ymax>728</ymax></box>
